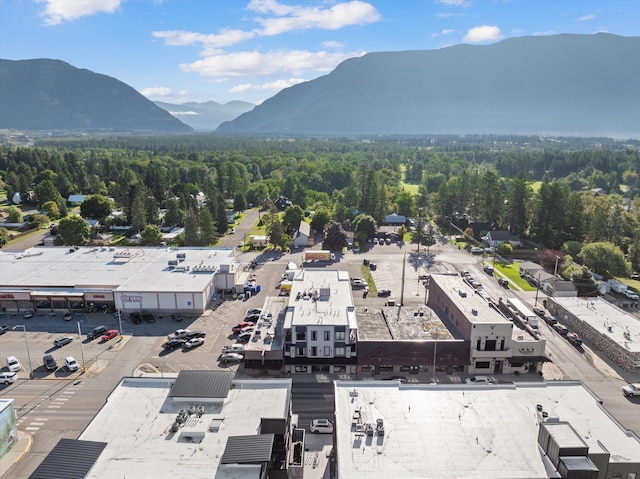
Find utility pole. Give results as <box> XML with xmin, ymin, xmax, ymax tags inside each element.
<box><xmin>400</xmin><ymin>251</ymin><xmax>406</xmax><ymax>306</ymax></box>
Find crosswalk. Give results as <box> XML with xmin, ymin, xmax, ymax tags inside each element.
<box><xmin>16</xmin><ymin>382</ymin><xmax>84</xmax><ymax>433</ymax></box>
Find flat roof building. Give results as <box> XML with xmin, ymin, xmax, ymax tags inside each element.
<box><xmin>334</xmin><ymin>380</ymin><xmax>640</xmax><ymax>479</ymax></box>
<box><xmin>0</xmin><ymin>246</ymin><xmax>240</xmax><ymax>313</ymax></box>
<box><xmin>29</xmin><ymin>372</ymin><xmax>297</xmax><ymax>479</ymax></box>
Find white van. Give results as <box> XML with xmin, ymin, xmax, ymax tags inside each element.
<box><xmin>0</xmin><ymin>372</ymin><xmax>17</xmax><ymax>384</ymax></box>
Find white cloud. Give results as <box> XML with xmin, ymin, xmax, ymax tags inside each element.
<box><xmin>139</xmin><ymin>86</ymin><xmax>173</xmax><ymax>98</ymax></box>
<box><xmin>152</xmin><ymin>29</ymin><xmax>256</xmax><ymax>48</ymax></box>
<box><xmin>577</xmin><ymin>14</ymin><xmax>596</xmax><ymax>21</ymax></box>
<box><xmin>436</xmin><ymin>0</ymin><xmax>469</xmax><ymax>5</ymax></box>
<box><xmin>179</xmin><ymin>49</ymin><xmax>364</xmax><ymax>78</ymax></box>
<box><xmin>432</xmin><ymin>28</ymin><xmax>456</xmax><ymax>37</ymax></box>
<box><xmin>248</xmin><ymin>0</ymin><xmax>381</xmax><ymax>35</ymax></box>
<box><xmin>168</xmin><ymin>111</ymin><xmax>199</xmax><ymax>116</ymax></box>
<box><xmin>322</xmin><ymin>40</ymin><xmax>345</xmax><ymax>49</ymax></box>
<box><xmin>37</xmin><ymin>0</ymin><xmax>122</xmax><ymax>26</ymax></box>
<box><xmin>230</xmin><ymin>78</ymin><xmax>307</xmax><ymax>93</ymax></box>
<box><xmin>533</xmin><ymin>30</ymin><xmax>556</xmax><ymax>36</ymax></box>
<box><xmin>463</xmin><ymin>25</ymin><xmax>502</xmax><ymax>43</ymax></box>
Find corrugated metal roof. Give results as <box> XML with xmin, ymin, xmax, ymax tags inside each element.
<box><xmin>220</xmin><ymin>434</ymin><xmax>274</xmax><ymax>464</ymax></box>
<box><xmin>29</xmin><ymin>438</ymin><xmax>107</xmax><ymax>479</ymax></box>
<box><xmin>168</xmin><ymin>370</ymin><xmax>235</xmax><ymax>398</ymax></box>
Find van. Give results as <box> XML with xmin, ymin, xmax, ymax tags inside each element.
<box><xmin>0</xmin><ymin>372</ymin><xmax>17</xmax><ymax>384</ymax></box>
<box><xmin>87</xmin><ymin>325</ymin><xmax>107</xmax><ymax>340</ymax></box>
<box><xmin>552</xmin><ymin>323</ymin><xmax>568</xmax><ymax>336</ymax></box>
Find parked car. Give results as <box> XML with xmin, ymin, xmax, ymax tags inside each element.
<box><xmin>65</xmin><ymin>356</ymin><xmax>79</xmax><ymax>372</ymax></box>
<box><xmin>183</xmin><ymin>338</ymin><xmax>205</xmax><ymax>349</ymax></box>
<box><xmin>171</xmin><ymin>313</ymin><xmax>183</xmax><ymax>322</ymax></box>
<box><xmin>101</xmin><ymin>330</ymin><xmax>119</xmax><ymax>342</ymax></box>
<box><xmin>377</xmin><ymin>289</ymin><xmax>391</xmax><ymax>297</ymax></box>
<box><xmin>184</xmin><ymin>331</ymin><xmax>206</xmax><ymax>340</ymax></box>
<box><xmin>237</xmin><ymin>331</ymin><xmax>253</xmax><ymax>343</ymax></box>
<box><xmin>533</xmin><ymin>307</ymin><xmax>545</xmax><ymax>317</ymax></box>
<box><xmin>552</xmin><ymin>323</ymin><xmax>569</xmax><ymax>336</ymax></box>
<box><xmin>310</xmin><ymin>419</ymin><xmax>334</xmax><ymax>434</ymax></box>
<box><xmin>87</xmin><ymin>325</ymin><xmax>108</xmax><ymax>340</ymax></box>
<box><xmin>162</xmin><ymin>339</ymin><xmax>186</xmax><ymax>350</ymax></box>
<box><xmin>246</xmin><ymin>308</ymin><xmax>262</xmax><ymax>316</ymax></box>
<box><xmin>622</xmin><ymin>383</ymin><xmax>640</xmax><ymax>397</ymax></box>
<box><xmin>142</xmin><ymin>312</ymin><xmax>156</xmax><ymax>323</ymax></box>
<box><xmin>465</xmin><ymin>375</ymin><xmax>493</xmax><ymax>384</ymax></box>
<box><xmin>63</xmin><ymin>312</ymin><xmax>73</xmax><ymax>321</ymax></box>
<box><xmin>219</xmin><ymin>352</ymin><xmax>244</xmax><ymax>363</ymax></box>
<box><xmin>167</xmin><ymin>329</ymin><xmax>191</xmax><ymax>340</ymax></box>
<box><xmin>232</xmin><ymin>321</ymin><xmax>255</xmax><ymax>334</ymax></box>
<box><xmin>0</xmin><ymin>325</ymin><xmax>9</xmax><ymax>335</ymax></box>
<box><xmin>567</xmin><ymin>332</ymin><xmax>583</xmax><ymax>346</ymax></box>
<box><xmin>544</xmin><ymin>315</ymin><xmax>558</xmax><ymax>325</ymax></box>
<box><xmin>23</xmin><ymin>311</ymin><xmax>34</xmax><ymax>319</ymax></box>
<box><xmin>54</xmin><ymin>335</ymin><xmax>73</xmax><ymax>348</ymax></box>
<box><xmin>130</xmin><ymin>312</ymin><xmax>142</xmax><ymax>324</ymax></box>
<box><xmin>498</xmin><ymin>278</ymin><xmax>509</xmax><ymax>288</ymax></box>
<box><xmin>0</xmin><ymin>372</ymin><xmax>17</xmax><ymax>384</ymax></box>
<box><xmin>43</xmin><ymin>354</ymin><xmax>58</xmax><ymax>371</ymax></box>
<box><xmin>6</xmin><ymin>356</ymin><xmax>21</xmax><ymax>372</ymax></box>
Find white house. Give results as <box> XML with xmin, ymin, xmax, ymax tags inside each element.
<box><xmin>293</xmin><ymin>221</ymin><xmax>312</xmax><ymax>248</ymax></box>
<box><xmin>486</xmin><ymin>230</ymin><xmax>521</xmax><ymax>248</ymax></box>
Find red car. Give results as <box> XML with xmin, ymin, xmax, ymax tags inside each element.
<box><xmin>232</xmin><ymin>321</ymin><xmax>255</xmax><ymax>334</ymax></box>
<box><xmin>102</xmin><ymin>329</ymin><xmax>119</xmax><ymax>341</ymax></box>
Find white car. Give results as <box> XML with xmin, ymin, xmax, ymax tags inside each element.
<box><xmin>65</xmin><ymin>356</ymin><xmax>80</xmax><ymax>372</ymax></box>
<box><xmin>622</xmin><ymin>383</ymin><xmax>640</xmax><ymax>397</ymax></box>
<box><xmin>183</xmin><ymin>338</ymin><xmax>205</xmax><ymax>349</ymax></box>
<box><xmin>465</xmin><ymin>375</ymin><xmax>493</xmax><ymax>385</ymax></box>
<box><xmin>219</xmin><ymin>352</ymin><xmax>244</xmax><ymax>363</ymax></box>
<box><xmin>167</xmin><ymin>329</ymin><xmax>192</xmax><ymax>340</ymax></box>
<box><xmin>310</xmin><ymin>418</ymin><xmax>334</xmax><ymax>434</ymax></box>
<box><xmin>6</xmin><ymin>356</ymin><xmax>21</xmax><ymax>372</ymax></box>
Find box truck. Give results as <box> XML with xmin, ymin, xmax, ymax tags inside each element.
<box><xmin>303</xmin><ymin>250</ymin><xmax>335</xmax><ymax>262</ymax></box>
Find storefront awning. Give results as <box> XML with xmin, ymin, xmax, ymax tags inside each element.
<box><xmin>509</xmin><ymin>356</ymin><xmax>552</xmax><ymax>363</ymax></box>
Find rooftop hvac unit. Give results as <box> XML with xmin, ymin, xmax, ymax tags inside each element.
<box><xmin>168</xmin><ymin>260</ymin><xmax>178</xmax><ymax>266</ymax></box>
<box><xmin>471</xmin><ymin>308</ymin><xmax>478</xmax><ymax>316</ymax></box>
<box><xmin>177</xmin><ymin>252</ymin><xmax>186</xmax><ymax>261</ymax></box>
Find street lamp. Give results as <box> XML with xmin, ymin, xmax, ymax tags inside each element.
<box><xmin>13</xmin><ymin>325</ymin><xmax>33</xmax><ymax>378</ymax></box>
<box><xmin>77</xmin><ymin>321</ymin><xmax>86</xmax><ymax>372</ymax></box>
<box><xmin>117</xmin><ymin>310</ymin><xmax>124</xmax><ymax>337</ymax></box>
<box><xmin>432</xmin><ymin>327</ymin><xmax>438</xmax><ymax>384</ymax></box>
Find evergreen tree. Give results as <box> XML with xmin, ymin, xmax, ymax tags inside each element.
<box><xmin>184</xmin><ymin>209</ymin><xmax>199</xmax><ymax>246</ymax></box>
<box><xmin>214</xmin><ymin>193</ymin><xmax>229</xmax><ymax>235</ymax></box>
<box><xmin>199</xmin><ymin>207</ymin><xmax>216</xmax><ymax>246</ymax></box>
<box><xmin>324</xmin><ymin>221</ymin><xmax>347</xmax><ymax>250</ymax></box>
<box><xmin>130</xmin><ymin>192</ymin><xmax>147</xmax><ymax>233</ymax></box>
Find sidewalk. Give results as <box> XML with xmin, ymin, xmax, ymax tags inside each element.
<box><xmin>0</xmin><ymin>431</ymin><xmax>31</xmax><ymax>479</ymax></box>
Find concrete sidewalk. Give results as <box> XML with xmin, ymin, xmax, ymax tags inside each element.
<box><xmin>0</xmin><ymin>431</ymin><xmax>31</xmax><ymax>479</ymax></box>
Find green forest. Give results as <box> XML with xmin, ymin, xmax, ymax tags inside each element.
<box><xmin>1</xmin><ymin>134</ymin><xmax>639</xmax><ymax>283</ymax></box>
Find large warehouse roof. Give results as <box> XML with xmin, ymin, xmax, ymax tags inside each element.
<box><xmin>0</xmin><ymin>246</ymin><xmax>235</xmax><ymax>293</ymax></box>
<box><xmin>334</xmin><ymin>380</ymin><xmax>640</xmax><ymax>479</ymax></box>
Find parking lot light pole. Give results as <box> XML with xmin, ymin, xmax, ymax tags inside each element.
<box><xmin>77</xmin><ymin>321</ymin><xmax>86</xmax><ymax>372</ymax></box>
<box><xmin>13</xmin><ymin>325</ymin><xmax>33</xmax><ymax>378</ymax></box>
<box><xmin>117</xmin><ymin>310</ymin><xmax>124</xmax><ymax>338</ymax></box>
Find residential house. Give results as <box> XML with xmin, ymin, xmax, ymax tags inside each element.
<box><xmin>292</xmin><ymin>221</ymin><xmax>312</xmax><ymax>248</ymax></box>
<box><xmin>486</xmin><ymin>230</ymin><xmax>521</xmax><ymax>248</ymax></box>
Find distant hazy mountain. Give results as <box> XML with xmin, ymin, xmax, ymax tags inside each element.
<box><xmin>217</xmin><ymin>33</ymin><xmax>640</xmax><ymax>137</ymax></box>
<box><xmin>0</xmin><ymin>59</ymin><xmax>192</xmax><ymax>133</ymax></box>
<box><xmin>154</xmin><ymin>100</ymin><xmax>255</xmax><ymax>131</ymax></box>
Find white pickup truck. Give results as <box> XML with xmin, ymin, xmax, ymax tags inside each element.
<box><xmin>622</xmin><ymin>383</ymin><xmax>640</xmax><ymax>397</ymax></box>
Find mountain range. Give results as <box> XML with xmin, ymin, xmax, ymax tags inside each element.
<box><xmin>153</xmin><ymin>100</ymin><xmax>254</xmax><ymax>131</ymax></box>
<box><xmin>0</xmin><ymin>59</ymin><xmax>192</xmax><ymax>133</ymax></box>
<box><xmin>217</xmin><ymin>33</ymin><xmax>640</xmax><ymax>137</ymax></box>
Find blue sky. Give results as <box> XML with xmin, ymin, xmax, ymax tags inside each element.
<box><xmin>1</xmin><ymin>0</ymin><xmax>638</xmax><ymax>105</ymax></box>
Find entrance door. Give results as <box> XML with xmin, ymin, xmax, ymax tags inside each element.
<box><xmin>494</xmin><ymin>360</ymin><xmax>502</xmax><ymax>373</ymax></box>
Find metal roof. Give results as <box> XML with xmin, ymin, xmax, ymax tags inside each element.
<box><xmin>29</xmin><ymin>438</ymin><xmax>107</xmax><ymax>479</ymax></box>
<box><xmin>220</xmin><ymin>434</ymin><xmax>274</xmax><ymax>464</ymax></box>
<box><xmin>168</xmin><ymin>370</ymin><xmax>235</xmax><ymax>398</ymax></box>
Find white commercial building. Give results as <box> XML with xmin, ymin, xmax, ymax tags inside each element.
<box><xmin>0</xmin><ymin>246</ymin><xmax>241</xmax><ymax>314</ymax></box>
<box><xmin>334</xmin><ymin>380</ymin><xmax>640</xmax><ymax>479</ymax></box>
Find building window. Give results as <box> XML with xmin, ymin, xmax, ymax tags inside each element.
<box><xmin>361</xmin><ymin>365</ymin><xmax>374</xmax><ymax>372</ymax></box>
<box><xmin>475</xmin><ymin>361</ymin><xmax>490</xmax><ymax>369</ymax></box>
<box><xmin>311</xmin><ymin>330</ymin><xmax>317</xmax><ymax>341</ymax></box>
<box><xmin>485</xmin><ymin>339</ymin><xmax>496</xmax><ymax>351</ymax></box>
<box><xmin>476</xmin><ymin>339</ymin><xmax>482</xmax><ymax>350</ymax></box>
<box><xmin>336</xmin><ymin>331</ymin><xmax>345</xmax><ymax>340</ymax></box>
<box><xmin>335</xmin><ymin>347</ymin><xmax>345</xmax><ymax>356</ymax></box>
<box><xmin>296</xmin><ymin>346</ymin><xmax>305</xmax><ymax>356</ymax></box>
<box><xmin>500</xmin><ymin>339</ymin><xmax>505</xmax><ymax>350</ymax></box>
<box><xmin>311</xmin><ymin>346</ymin><xmax>317</xmax><ymax>356</ymax></box>
<box><xmin>324</xmin><ymin>331</ymin><xmax>331</xmax><ymax>341</ymax></box>
<box><xmin>324</xmin><ymin>346</ymin><xmax>331</xmax><ymax>356</ymax></box>
<box><xmin>296</xmin><ymin>330</ymin><xmax>306</xmax><ymax>340</ymax></box>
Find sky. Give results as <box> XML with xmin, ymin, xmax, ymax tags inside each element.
<box><xmin>1</xmin><ymin>0</ymin><xmax>639</xmax><ymax>106</ymax></box>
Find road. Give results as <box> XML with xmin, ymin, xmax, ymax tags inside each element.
<box><xmin>2</xmin><ymin>230</ymin><xmax>640</xmax><ymax>478</ymax></box>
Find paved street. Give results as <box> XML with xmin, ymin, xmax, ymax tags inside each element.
<box><xmin>1</xmin><ymin>235</ymin><xmax>640</xmax><ymax>478</ymax></box>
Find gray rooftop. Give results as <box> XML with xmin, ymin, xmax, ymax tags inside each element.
<box><xmin>79</xmin><ymin>376</ymin><xmax>292</xmax><ymax>479</ymax></box>
<box><xmin>335</xmin><ymin>380</ymin><xmax>640</xmax><ymax>479</ymax></box>
<box><xmin>554</xmin><ymin>296</ymin><xmax>640</xmax><ymax>353</ymax></box>
<box><xmin>0</xmin><ymin>246</ymin><xmax>235</xmax><ymax>293</ymax></box>
<box><xmin>430</xmin><ymin>273</ymin><xmax>511</xmax><ymax>324</ymax></box>
<box><xmin>357</xmin><ymin>306</ymin><xmax>455</xmax><ymax>341</ymax></box>
<box><xmin>284</xmin><ymin>269</ymin><xmax>356</xmax><ymax>329</ymax></box>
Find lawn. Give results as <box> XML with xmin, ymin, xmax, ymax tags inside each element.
<box><xmin>493</xmin><ymin>262</ymin><xmax>536</xmax><ymax>291</ymax></box>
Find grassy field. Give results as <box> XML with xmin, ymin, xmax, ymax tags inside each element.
<box><xmin>493</xmin><ymin>262</ymin><xmax>536</xmax><ymax>291</ymax></box>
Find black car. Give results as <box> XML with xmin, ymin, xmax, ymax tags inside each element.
<box><xmin>497</xmin><ymin>278</ymin><xmax>509</xmax><ymax>288</ymax></box>
<box><xmin>87</xmin><ymin>325</ymin><xmax>108</xmax><ymax>340</ymax></box>
<box><xmin>130</xmin><ymin>312</ymin><xmax>142</xmax><ymax>324</ymax></box>
<box><xmin>377</xmin><ymin>289</ymin><xmax>391</xmax><ymax>297</ymax></box>
<box><xmin>184</xmin><ymin>331</ymin><xmax>206</xmax><ymax>340</ymax></box>
<box><xmin>533</xmin><ymin>307</ymin><xmax>545</xmax><ymax>317</ymax></box>
<box><xmin>171</xmin><ymin>313</ymin><xmax>183</xmax><ymax>322</ymax></box>
<box><xmin>162</xmin><ymin>339</ymin><xmax>186</xmax><ymax>350</ymax></box>
<box><xmin>143</xmin><ymin>312</ymin><xmax>156</xmax><ymax>323</ymax></box>
<box><xmin>43</xmin><ymin>354</ymin><xmax>58</xmax><ymax>371</ymax></box>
